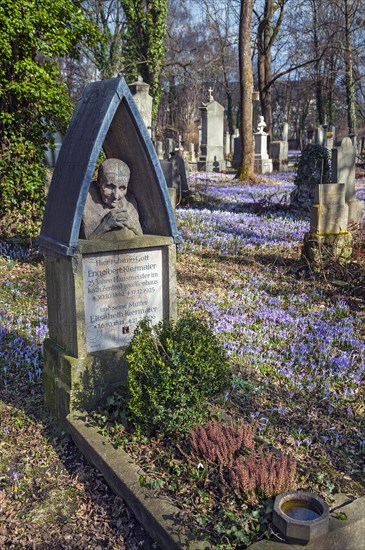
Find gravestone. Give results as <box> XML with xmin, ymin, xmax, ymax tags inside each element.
<box><xmin>225</xmin><ymin>131</ymin><xmax>231</xmax><ymax>158</ymax></box>
<box><xmin>39</xmin><ymin>77</ymin><xmax>179</xmax><ymax>425</ymax></box>
<box><xmin>45</xmin><ymin>131</ymin><xmax>63</xmax><ymax>169</ymax></box>
<box><xmin>254</xmin><ymin>116</ymin><xmax>273</xmax><ymax>174</ymax></box>
<box><xmin>315</xmin><ymin>126</ymin><xmax>324</xmax><ymax>146</ymax></box>
<box><xmin>331</xmin><ymin>137</ymin><xmax>364</xmax><ymax>226</ymax></box>
<box><xmin>303</xmin><ymin>183</ymin><xmax>353</xmax><ymax>265</ymax></box>
<box><xmin>159</xmin><ymin>150</ymin><xmax>190</xmax><ymax>206</ymax></box>
<box><xmin>165</xmin><ymin>138</ymin><xmax>175</xmax><ymax>159</ymax></box>
<box><xmin>129</xmin><ymin>76</ymin><xmax>153</xmax><ymax>137</ymax></box>
<box><xmin>198</xmin><ymin>88</ymin><xmax>225</xmax><ymax>171</ymax></box>
<box><xmin>290</xmin><ymin>144</ymin><xmax>330</xmax><ymax>209</ymax></box>
<box><xmin>270</xmin><ymin>141</ymin><xmax>289</xmax><ymax>172</ymax></box>
<box><xmin>282</xmin><ymin>122</ymin><xmax>289</xmax><ymax>142</ymax></box>
<box><xmin>188</xmin><ymin>143</ymin><xmax>196</xmax><ymax>162</ymax></box>
<box><xmin>155</xmin><ymin>140</ymin><xmax>164</xmax><ymax>160</ymax></box>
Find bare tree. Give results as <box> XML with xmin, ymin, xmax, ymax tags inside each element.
<box><xmin>237</xmin><ymin>0</ymin><xmax>254</xmax><ymax>178</ymax></box>
<box><xmin>256</xmin><ymin>0</ymin><xmax>287</xmax><ymax>139</ymax></box>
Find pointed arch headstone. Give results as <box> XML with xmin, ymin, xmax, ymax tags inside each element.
<box><xmin>40</xmin><ymin>78</ymin><xmax>179</xmax><ymax>423</ymax></box>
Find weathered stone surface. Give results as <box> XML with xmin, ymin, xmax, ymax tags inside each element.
<box><xmin>254</xmin><ymin>117</ymin><xmax>273</xmax><ymax>174</ymax></box>
<box><xmin>40</xmin><ymin>78</ymin><xmax>179</xmax><ymax>425</ymax></box>
<box><xmin>129</xmin><ymin>76</ymin><xmax>153</xmax><ymax>136</ymax></box>
<box><xmin>270</xmin><ymin>141</ymin><xmax>289</xmax><ymax>172</ymax></box>
<box><xmin>331</xmin><ymin>137</ymin><xmax>364</xmax><ymax>226</ymax></box>
<box><xmin>39</xmin><ymin>78</ymin><xmax>179</xmax><ymax>255</ymax></box>
<box><xmin>273</xmin><ymin>492</ymin><xmax>329</xmax><ymax>545</ymax></box>
<box><xmin>43</xmin><ymin>237</ymin><xmax>177</xmax><ymax>419</ymax></box>
<box><xmin>198</xmin><ymin>93</ymin><xmax>225</xmax><ymax>168</ymax></box>
<box><xmin>290</xmin><ymin>145</ymin><xmax>330</xmax><ymax>210</ymax></box>
<box><xmin>249</xmin><ymin>496</ymin><xmax>365</xmax><ymax>550</ymax></box>
<box><xmin>310</xmin><ymin>184</ymin><xmax>349</xmax><ymax>235</ymax></box>
<box><xmin>302</xmin><ymin>232</ymin><xmax>353</xmax><ymax>266</ymax></box>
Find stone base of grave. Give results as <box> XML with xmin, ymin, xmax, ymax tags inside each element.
<box><xmin>348</xmin><ymin>199</ymin><xmax>364</xmax><ymax>228</ymax></box>
<box><xmin>302</xmin><ymin>231</ymin><xmax>353</xmax><ymax>266</ymax></box>
<box><xmin>43</xmin><ymin>236</ymin><xmax>177</xmax><ymax>425</ymax></box>
<box><xmin>43</xmin><ymin>340</ymin><xmax>128</xmax><ymax>427</ymax></box>
<box><xmin>254</xmin><ymin>157</ymin><xmax>273</xmax><ymax>174</ymax></box>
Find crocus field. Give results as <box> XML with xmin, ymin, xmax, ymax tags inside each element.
<box><xmin>0</xmin><ymin>172</ymin><xmax>364</xmax><ymax>547</ymax></box>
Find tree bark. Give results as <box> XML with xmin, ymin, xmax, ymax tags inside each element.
<box><xmin>257</xmin><ymin>0</ymin><xmax>273</xmax><ymax>138</ymax></box>
<box><xmin>344</xmin><ymin>0</ymin><xmax>356</xmax><ymax>134</ymax></box>
<box><xmin>237</xmin><ymin>0</ymin><xmax>254</xmax><ymax>179</ymax></box>
<box><xmin>311</xmin><ymin>0</ymin><xmax>325</xmax><ymax>125</ymax></box>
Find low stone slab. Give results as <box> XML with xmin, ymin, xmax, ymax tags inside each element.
<box><xmin>66</xmin><ymin>413</ymin><xmax>209</xmax><ymax>550</ymax></box>
<box><xmin>66</xmin><ymin>413</ymin><xmax>364</xmax><ymax>550</ymax></box>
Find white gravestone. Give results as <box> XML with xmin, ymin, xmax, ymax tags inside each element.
<box><xmin>83</xmin><ymin>249</ymin><xmax>163</xmax><ymax>352</ymax></box>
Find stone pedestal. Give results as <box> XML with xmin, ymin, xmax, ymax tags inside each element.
<box><xmin>198</xmin><ymin>93</ymin><xmax>225</xmax><ymax>171</ymax></box>
<box><xmin>310</xmin><ymin>184</ymin><xmax>349</xmax><ymax>234</ymax></box>
<box><xmin>270</xmin><ymin>141</ymin><xmax>288</xmax><ymax>172</ymax></box>
<box><xmin>254</xmin><ymin>131</ymin><xmax>273</xmax><ymax>174</ymax></box>
<box><xmin>332</xmin><ymin>137</ymin><xmax>364</xmax><ymax>226</ymax></box>
<box><xmin>129</xmin><ymin>77</ymin><xmax>153</xmax><ymax>137</ymax></box>
<box><xmin>303</xmin><ymin>183</ymin><xmax>353</xmax><ymax>266</ymax></box>
<box><xmin>302</xmin><ymin>232</ymin><xmax>353</xmax><ymax>266</ymax></box>
<box><xmin>43</xmin><ymin>236</ymin><xmax>177</xmax><ymax>425</ymax></box>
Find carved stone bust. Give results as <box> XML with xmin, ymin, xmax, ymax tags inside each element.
<box><xmin>80</xmin><ymin>158</ymin><xmax>143</xmax><ymax>240</ymax></box>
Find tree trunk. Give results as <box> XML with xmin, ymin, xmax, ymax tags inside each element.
<box><xmin>237</xmin><ymin>0</ymin><xmax>254</xmax><ymax>179</ymax></box>
<box><xmin>258</xmin><ymin>0</ymin><xmax>274</xmax><ymax>139</ymax></box>
<box><xmin>344</xmin><ymin>0</ymin><xmax>356</xmax><ymax>134</ymax></box>
<box><xmin>311</xmin><ymin>0</ymin><xmax>325</xmax><ymax>125</ymax></box>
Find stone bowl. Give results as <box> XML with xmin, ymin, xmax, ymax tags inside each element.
<box><xmin>273</xmin><ymin>491</ymin><xmax>329</xmax><ymax>545</ymax></box>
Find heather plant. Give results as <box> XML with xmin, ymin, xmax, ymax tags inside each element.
<box><xmin>188</xmin><ymin>419</ymin><xmax>257</xmax><ymax>466</ymax></box>
<box><xmin>229</xmin><ymin>450</ymin><xmax>297</xmax><ymax>505</ymax></box>
<box><xmin>182</xmin><ymin>418</ymin><xmax>296</xmax><ymax>505</ymax></box>
<box><xmin>125</xmin><ymin>316</ymin><xmax>231</xmax><ymax>435</ymax></box>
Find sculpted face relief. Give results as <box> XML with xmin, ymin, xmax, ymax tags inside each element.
<box><xmin>98</xmin><ymin>160</ymin><xmax>129</xmax><ymax>208</ymax></box>
<box><xmin>81</xmin><ymin>158</ymin><xmax>143</xmax><ymax>240</ymax></box>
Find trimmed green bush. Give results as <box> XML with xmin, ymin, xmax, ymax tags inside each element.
<box><xmin>125</xmin><ymin>316</ymin><xmax>231</xmax><ymax>435</ymax></box>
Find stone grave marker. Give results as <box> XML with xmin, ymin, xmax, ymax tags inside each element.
<box><xmin>303</xmin><ymin>182</ymin><xmax>353</xmax><ymax>265</ymax></box>
<box><xmin>129</xmin><ymin>76</ymin><xmax>153</xmax><ymax>137</ymax></box>
<box><xmin>290</xmin><ymin>144</ymin><xmax>330</xmax><ymax>209</ymax></box>
<box><xmin>270</xmin><ymin>141</ymin><xmax>288</xmax><ymax>172</ymax></box>
<box><xmin>155</xmin><ymin>140</ymin><xmax>164</xmax><ymax>160</ymax></box>
<box><xmin>331</xmin><ymin>137</ymin><xmax>364</xmax><ymax>226</ymax></box>
<box><xmin>254</xmin><ymin>116</ymin><xmax>273</xmax><ymax>174</ymax></box>
<box><xmin>39</xmin><ymin>77</ymin><xmax>179</xmax><ymax>424</ymax></box>
<box><xmin>198</xmin><ymin>88</ymin><xmax>225</xmax><ymax>171</ymax></box>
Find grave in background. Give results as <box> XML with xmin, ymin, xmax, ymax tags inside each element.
<box><xmin>39</xmin><ymin>77</ymin><xmax>179</xmax><ymax>425</ymax></box>
<box><xmin>254</xmin><ymin>116</ymin><xmax>273</xmax><ymax>174</ymax></box>
<box><xmin>198</xmin><ymin>88</ymin><xmax>225</xmax><ymax>171</ymax></box>
<box><xmin>332</xmin><ymin>137</ymin><xmax>364</xmax><ymax>226</ymax></box>
<box><xmin>129</xmin><ymin>76</ymin><xmax>153</xmax><ymax>137</ymax></box>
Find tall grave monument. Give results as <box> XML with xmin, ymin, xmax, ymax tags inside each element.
<box><xmin>39</xmin><ymin>78</ymin><xmax>179</xmax><ymax>424</ymax></box>
<box><xmin>198</xmin><ymin>88</ymin><xmax>225</xmax><ymax>171</ymax></box>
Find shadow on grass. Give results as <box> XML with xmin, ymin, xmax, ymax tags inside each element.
<box><xmin>0</xmin><ymin>328</ymin><xmax>154</xmax><ymax>549</ymax></box>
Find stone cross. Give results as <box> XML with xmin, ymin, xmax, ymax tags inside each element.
<box><xmin>208</xmin><ymin>87</ymin><xmax>214</xmax><ymax>102</ymax></box>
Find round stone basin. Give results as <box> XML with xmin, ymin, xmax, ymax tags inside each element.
<box><xmin>273</xmin><ymin>491</ymin><xmax>329</xmax><ymax>544</ymax></box>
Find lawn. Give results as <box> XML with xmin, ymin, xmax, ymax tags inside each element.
<box><xmin>0</xmin><ymin>172</ymin><xmax>364</xmax><ymax>548</ymax></box>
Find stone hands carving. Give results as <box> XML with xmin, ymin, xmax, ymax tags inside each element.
<box><xmin>80</xmin><ymin>158</ymin><xmax>143</xmax><ymax>240</ymax></box>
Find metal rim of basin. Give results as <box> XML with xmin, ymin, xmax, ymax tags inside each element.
<box><xmin>273</xmin><ymin>491</ymin><xmax>329</xmax><ymax>544</ymax></box>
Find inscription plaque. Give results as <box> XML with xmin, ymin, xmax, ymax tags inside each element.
<box><xmin>83</xmin><ymin>248</ymin><xmax>163</xmax><ymax>351</ymax></box>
